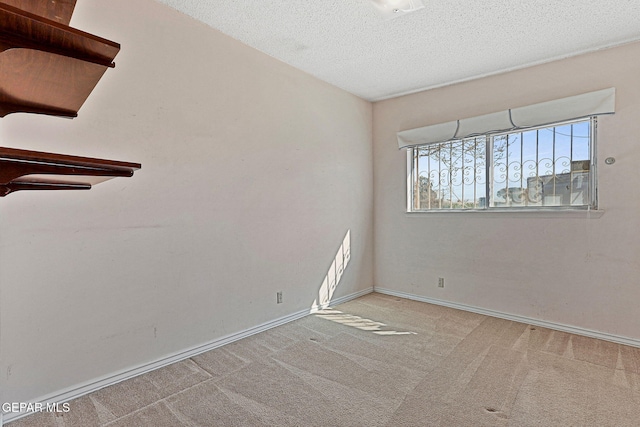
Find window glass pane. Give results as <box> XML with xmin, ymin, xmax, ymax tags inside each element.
<box><xmin>572</xmin><ymin>121</ymin><xmax>590</xmax><ymax>160</ymax></box>
<box><xmin>464</xmin><ymin>138</ymin><xmax>487</xmax><ymax>208</ymax></box>
<box><xmin>491</xmin><ymin>134</ymin><xmax>511</xmax><ymax>207</ymax></box>
<box><xmin>522</xmin><ymin>129</ymin><xmax>543</xmax><ymax>206</ymax></box>
<box><xmin>491</xmin><ymin>119</ymin><xmax>591</xmax><ymax>208</ymax></box>
<box><xmin>414</xmin><ymin>138</ymin><xmax>486</xmax><ymax>210</ymax></box>
<box><xmin>410</xmin><ymin>118</ymin><xmax>593</xmax><ymax>211</ymax></box>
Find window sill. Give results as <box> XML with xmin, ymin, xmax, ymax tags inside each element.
<box><xmin>406</xmin><ymin>208</ymin><xmax>605</xmax><ymax>219</ymax></box>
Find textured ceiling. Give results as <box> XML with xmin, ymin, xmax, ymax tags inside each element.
<box><xmin>154</xmin><ymin>0</ymin><xmax>640</xmax><ymax>101</ymax></box>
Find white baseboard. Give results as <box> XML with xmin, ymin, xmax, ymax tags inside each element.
<box><xmin>374</xmin><ymin>287</ymin><xmax>640</xmax><ymax>349</ymax></box>
<box><xmin>2</xmin><ymin>287</ymin><xmax>373</xmax><ymax>424</ymax></box>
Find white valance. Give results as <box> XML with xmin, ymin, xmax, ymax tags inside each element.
<box><xmin>397</xmin><ymin>87</ymin><xmax>615</xmax><ymax>149</ymax></box>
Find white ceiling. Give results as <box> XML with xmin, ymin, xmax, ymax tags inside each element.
<box><xmin>155</xmin><ymin>0</ymin><xmax>640</xmax><ymax>102</ymax></box>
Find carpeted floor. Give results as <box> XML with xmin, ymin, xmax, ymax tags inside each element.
<box><xmin>8</xmin><ymin>293</ymin><xmax>640</xmax><ymax>426</ymax></box>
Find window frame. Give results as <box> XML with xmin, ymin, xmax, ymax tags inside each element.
<box><xmin>406</xmin><ymin>117</ymin><xmax>598</xmax><ymax>213</ymax></box>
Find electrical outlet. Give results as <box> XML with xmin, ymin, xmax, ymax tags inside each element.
<box><xmin>276</xmin><ymin>291</ymin><xmax>283</xmax><ymax>304</ymax></box>
<box><xmin>438</xmin><ymin>277</ymin><xmax>445</xmax><ymax>288</ymax></box>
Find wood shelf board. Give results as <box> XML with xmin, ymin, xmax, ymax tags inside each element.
<box><xmin>0</xmin><ymin>147</ymin><xmax>141</xmax><ymax>196</ymax></box>
<box><xmin>0</xmin><ymin>2</ymin><xmax>139</xmax><ymax>198</ymax></box>
<box><xmin>0</xmin><ymin>0</ymin><xmax>77</xmax><ymax>25</ymax></box>
<box><xmin>1</xmin><ymin>179</ymin><xmax>91</xmax><ymax>197</ymax></box>
<box><xmin>0</xmin><ymin>146</ymin><xmax>141</xmax><ymax>174</ymax></box>
<box><xmin>0</xmin><ymin>3</ymin><xmax>120</xmax><ymax>65</ymax></box>
<box><xmin>0</xmin><ymin>48</ymin><xmax>110</xmax><ymax>117</ymax></box>
<box><xmin>0</xmin><ymin>1</ymin><xmax>120</xmax><ymax>118</ymax></box>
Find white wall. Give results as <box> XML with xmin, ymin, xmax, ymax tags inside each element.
<box><xmin>0</xmin><ymin>0</ymin><xmax>373</xmax><ymax>403</ymax></box>
<box><xmin>373</xmin><ymin>41</ymin><xmax>640</xmax><ymax>341</ymax></box>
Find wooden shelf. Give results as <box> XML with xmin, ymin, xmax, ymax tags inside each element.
<box><xmin>0</xmin><ymin>0</ymin><xmax>77</xmax><ymax>25</ymax></box>
<box><xmin>0</xmin><ymin>0</ymin><xmax>120</xmax><ymax>117</ymax></box>
<box><xmin>0</xmin><ymin>147</ymin><xmax>141</xmax><ymax>197</ymax></box>
<box><xmin>0</xmin><ymin>1</ymin><xmax>140</xmax><ymax>198</ymax></box>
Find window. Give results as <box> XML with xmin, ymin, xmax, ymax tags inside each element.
<box><xmin>408</xmin><ymin>117</ymin><xmax>596</xmax><ymax>211</ymax></box>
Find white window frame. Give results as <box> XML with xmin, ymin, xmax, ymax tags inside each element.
<box><xmin>407</xmin><ymin>117</ymin><xmax>598</xmax><ymax>212</ymax></box>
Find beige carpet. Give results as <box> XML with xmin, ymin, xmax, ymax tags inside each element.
<box><xmin>8</xmin><ymin>293</ymin><xmax>640</xmax><ymax>426</ymax></box>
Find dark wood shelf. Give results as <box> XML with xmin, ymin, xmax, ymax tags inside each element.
<box><xmin>0</xmin><ymin>0</ymin><xmax>120</xmax><ymax>117</ymax></box>
<box><xmin>0</xmin><ymin>147</ymin><xmax>141</xmax><ymax>197</ymax></box>
<box><xmin>0</xmin><ymin>1</ymin><xmax>140</xmax><ymax>198</ymax></box>
<box><xmin>0</xmin><ymin>0</ymin><xmax>77</xmax><ymax>25</ymax></box>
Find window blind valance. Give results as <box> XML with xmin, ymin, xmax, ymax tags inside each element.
<box><xmin>397</xmin><ymin>87</ymin><xmax>615</xmax><ymax>149</ymax></box>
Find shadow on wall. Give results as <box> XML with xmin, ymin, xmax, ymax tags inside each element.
<box><xmin>311</xmin><ymin>230</ymin><xmax>351</xmax><ymax>311</ymax></box>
